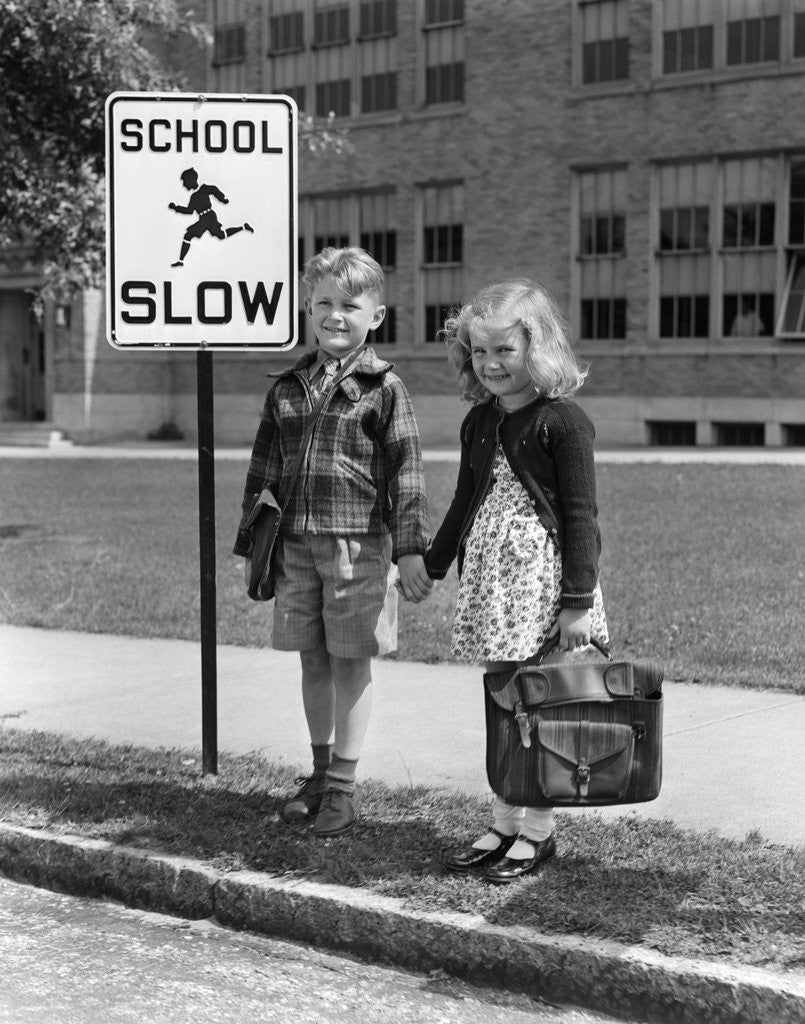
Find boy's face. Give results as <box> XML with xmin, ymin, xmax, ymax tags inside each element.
<box><xmin>305</xmin><ymin>274</ymin><xmax>385</xmax><ymax>359</ymax></box>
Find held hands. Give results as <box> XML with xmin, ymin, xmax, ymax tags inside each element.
<box><xmin>549</xmin><ymin>607</ymin><xmax>592</xmax><ymax>651</ymax></box>
<box><xmin>395</xmin><ymin>554</ymin><xmax>433</xmax><ymax>604</ymax></box>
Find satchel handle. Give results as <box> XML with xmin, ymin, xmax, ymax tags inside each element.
<box><xmin>532</xmin><ymin>632</ymin><xmax>611</xmax><ymax>665</ymax></box>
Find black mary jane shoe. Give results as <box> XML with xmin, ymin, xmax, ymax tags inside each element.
<box><xmin>484</xmin><ymin>834</ymin><xmax>556</xmax><ymax>884</ymax></box>
<box><xmin>443</xmin><ymin>828</ymin><xmax>517</xmax><ymax>874</ymax></box>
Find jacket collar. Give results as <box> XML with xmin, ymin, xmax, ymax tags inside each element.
<box><xmin>268</xmin><ymin>344</ymin><xmax>393</xmax><ymax>380</ymax></box>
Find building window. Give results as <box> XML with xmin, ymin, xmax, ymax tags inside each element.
<box><xmin>374</xmin><ymin>307</ymin><xmax>396</xmax><ymax>344</ymax></box>
<box><xmin>316</xmin><ymin>79</ymin><xmax>351</xmax><ymax>116</ymax></box>
<box><xmin>578</xmin><ymin>168</ymin><xmax>627</xmax><ymax>339</ymax></box>
<box><xmin>649</xmin><ymin>421</ymin><xmax>696</xmax><ymax>446</ymax></box>
<box><xmin>424</xmin><ymin>223</ymin><xmax>462</xmax><ymax>264</ymax></box>
<box><xmin>722</xmin><ymin>157</ymin><xmax>776</xmax><ymax>336</ymax></box>
<box><xmin>796</xmin><ymin>10</ymin><xmax>805</xmax><ymax>57</ymax></box>
<box><xmin>360</xmin><ymin>229</ymin><xmax>396</xmax><ymax>268</ymax></box>
<box><xmin>314</xmin><ymin>3</ymin><xmax>350</xmax><ymax>47</ymax></box>
<box><xmin>425</xmin><ymin>63</ymin><xmax>464</xmax><ymax>104</ymax></box>
<box><xmin>655</xmin><ymin>1</ymin><xmax>802</xmax><ymax>76</ymax></box>
<box><xmin>580</xmin><ymin>0</ymin><xmax>629</xmax><ymax>85</ymax></box>
<box><xmin>778</xmin><ymin>254</ymin><xmax>805</xmax><ymax>336</ymax></box>
<box><xmin>581</xmin><ymin>298</ymin><xmax>627</xmax><ymax>340</ymax></box>
<box><xmin>361</xmin><ymin>71</ymin><xmax>397</xmax><ymax>112</ymax></box>
<box><xmin>726</xmin><ymin>14</ymin><xmax>780</xmax><ymax>65</ymax></box>
<box><xmin>425</xmin><ymin>303</ymin><xmax>456</xmax><ymax>342</ymax></box>
<box><xmin>423</xmin><ymin>1</ymin><xmax>464</xmax><ymax>105</ymax></box>
<box><xmin>269</xmin><ymin>12</ymin><xmax>304</xmax><ymax>54</ymax></box>
<box><xmin>657</xmin><ymin>162</ymin><xmax>712</xmax><ymax>339</ymax></box>
<box><xmin>359</xmin><ymin>0</ymin><xmax>396</xmax><ymax>38</ymax></box>
<box><xmin>424</xmin><ymin>0</ymin><xmax>463</xmax><ymax>25</ymax></box>
<box><xmin>660</xmin><ymin>296</ymin><xmax>710</xmax><ymax>338</ymax></box>
<box><xmin>783</xmin><ymin>423</ymin><xmax>805</xmax><ymax>446</ymax></box>
<box><xmin>581</xmin><ymin>210</ymin><xmax>625</xmax><ymax>255</ymax></box>
<box><xmin>714</xmin><ymin>422</ymin><xmax>765</xmax><ymax>446</ymax></box>
<box><xmin>422</xmin><ymin>183</ymin><xmax>463</xmax><ymax>342</ymax></box>
<box><xmin>663</xmin><ymin>24</ymin><xmax>713</xmax><ymax>73</ymax></box>
<box><xmin>213</xmin><ymin>22</ymin><xmax>246</xmax><ymax>65</ymax></box>
<box><xmin>723</xmin><ymin>203</ymin><xmax>775</xmax><ymax>249</ymax></box>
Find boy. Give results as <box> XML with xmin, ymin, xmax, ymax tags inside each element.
<box><xmin>233</xmin><ymin>247</ymin><xmax>432</xmax><ymax>836</ymax></box>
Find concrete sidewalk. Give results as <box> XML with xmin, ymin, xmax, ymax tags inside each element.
<box><xmin>2</xmin><ymin>623</ymin><xmax>803</xmax><ymax>848</ymax></box>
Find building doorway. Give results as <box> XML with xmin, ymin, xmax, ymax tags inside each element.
<box><xmin>0</xmin><ymin>289</ymin><xmax>46</xmax><ymax>422</ymax></box>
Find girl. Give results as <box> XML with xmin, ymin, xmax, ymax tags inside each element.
<box><xmin>425</xmin><ymin>279</ymin><xmax>609</xmax><ymax>884</ymax></box>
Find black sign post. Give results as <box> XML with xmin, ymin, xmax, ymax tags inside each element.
<box><xmin>105</xmin><ymin>92</ymin><xmax>298</xmax><ymax>780</ymax></box>
<box><xmin>197</xmin><ymin>350</ymin><xmax>217</xmax><ymax>775</ymax></box>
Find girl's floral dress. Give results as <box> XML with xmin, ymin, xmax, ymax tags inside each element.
<box><xmin>451</xmin><ymin>448</ymin><xmax>609</xmax><ymax>662</ymax></box>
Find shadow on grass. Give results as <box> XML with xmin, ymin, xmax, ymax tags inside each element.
<box><xmin>2</xmin><ymin>728</ymin><xmax>805</xmax><ymax>971</ymax></box>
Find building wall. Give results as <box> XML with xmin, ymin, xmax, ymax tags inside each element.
<box><xmin>48</xmin><ymin>0</ymin><xmax>805</xmax><ymax>445</ymax></box>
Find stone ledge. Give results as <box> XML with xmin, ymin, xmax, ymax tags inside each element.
<box><xmin>2</xmin><ymin>823</ymin><xmax>804</xmax><ymax>1024</ymax></box>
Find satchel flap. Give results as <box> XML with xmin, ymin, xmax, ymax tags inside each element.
<box><xmin>537</xmin><ymin>720</ymin><xmax>634</xmax><ymax>766</ymax></box>
<box><xmin>517</xmin><ymin>661</ymin><xmax>630</xmax><ymax>706</ymax></box>
<box><xmin>244</xmin><ymin>488</ymin><xmax>281</xmax><ymax>530</ymax></box>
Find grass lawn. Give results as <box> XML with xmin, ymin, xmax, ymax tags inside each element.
<box><xmin>1</xmin><ymin>455</ymin><xmax>803</xmax><ymax>691</ymax></box>
<box><xmin>2</xmin><ymin>727</ymin><xmax>803</xmax><ymax>974</ymax></box>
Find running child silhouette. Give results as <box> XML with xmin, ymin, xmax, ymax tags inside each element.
<box><xmin>168</xmin><ymin>167</ymin><xmax>253</xmax><ymax>267</ymax></box>
<box><xmin>424</xmin><ymin>279</ymin><xmax>609</xmax><ymax>883</ymax></box>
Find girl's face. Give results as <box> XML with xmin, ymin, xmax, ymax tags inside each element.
<box><xmin>470</xmin><ymin>323</ymin><xmax>535</xmax><ymax>410</ymax></box>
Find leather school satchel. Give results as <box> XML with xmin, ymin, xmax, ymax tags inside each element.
<box><xmin>484</xmin><ymin>637</ymin><xmax>664</xmax><ymax>807</ymax></box>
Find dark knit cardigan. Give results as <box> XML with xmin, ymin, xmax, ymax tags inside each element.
<box><xmin>424</xmin><ymin>396</ymin><xmax>602</xmax><ymax>609</ymax></box>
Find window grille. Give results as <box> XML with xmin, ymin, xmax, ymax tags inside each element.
<box><xmin>213</xmin><ymin>23</ymin><xmax>246</xmax><ymax>64</ymax></box>
<box><xmin>361</xmin><ymin>71</ymin><xmax>397</xmax><ymax>112</ymax></box>
<box><xmin>373</xmin><ymin>307</ymin><xmax>397</xmax><ymax>344</ymax></box>
<box><xmin>359</xmin><ymin>0</ymin><xmax>397</xmax><ymax>38</ymax></box>
<box><xmin>423</xmin><ymin>2</ymin><xmax>464</xmax><ymax>105</ymax></box>
<box><xmin>424</xmin><ymin>0</ymin><xmax>463</xmax><ymax>26</ymax></box>
<box><xmin>648</xmin><ymin>421</ymin><xmax>696</xmax><ymax>446</ymax></box>
<box><xmin>714</xmin><ymin>422</ymin><xmax>765</xmax><ymax>446</ymax></box>
<box><xmin>314</xmin><ymin>3</ymin><xmax>350</xmax><ymax>46</ymax></box>
<box><xmin>580</xmin><ymin>0</ymin><xmax>629</xmax><ymax>84</ymax></box>
<box><xmin>656</xmin><ymin>162</ymin><xmax>712</xmax><ymax>338</ymax></box>
<box><xmin>783</xmin><ymin>423</ymin><xmax>805</xmax><ymax>446</ymax></box>
<box><xmin>578</xmin><ymin>168</ymin><xmax>627</xmax><ymax>339</ymax></box>
<box><xmin>315</xmin><ymin>79</ymin><xmax>351</xmax><ymax>116</ymax></box>
<box><xmin>421</xmin><ymin>183</ymin><xmax>464</xmax><ymax>342</ymax></box>
<box><xmin>726</xmin><ymin>15</ymin><xmax>780</xmax><ymax>64</ymax></box>
<box><xmin>269</xmin><ymin>11</ymin><xmax>304</xmax><ymax>53</ymax></box>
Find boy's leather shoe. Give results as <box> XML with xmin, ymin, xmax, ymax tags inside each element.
<box><xmin>443</xmin><ymin>829</ymin><xmax>517</xmax><ymax>873</ymax></box>
<box><xmin>484</xmin><ymin>834</ymin><xmax>556</xmax><ymax>883</ymax></box>
<box><xmin>281</xmin><ymin>773</ymin><xmax>328</xmax><ymax>823</ymax></box>
<box><xmin>311</xmin><ymin>787</ymin><xmax>356</xmax><ymax>837</ymax></box>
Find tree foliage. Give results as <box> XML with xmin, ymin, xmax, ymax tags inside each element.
<box><xmin>0</xmin><ymin>0</ymin><xmax>350</xmax><ymax>302</ymax></box>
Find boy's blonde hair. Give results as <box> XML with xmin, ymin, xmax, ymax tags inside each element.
<box><xmin>303</xmin><ymin>246</ymin><xmax>385</xmax><ymax>302</ymax></box>
<box><xmin>443</xmin><ymin>279</ymin><xmax>588</xmax><ymax>403</ymax></box>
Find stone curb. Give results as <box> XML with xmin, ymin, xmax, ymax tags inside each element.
<box><xmin>1</xmin><ymin>823</ymin><xmax>803</xmax><ymax>1024</ymax></box>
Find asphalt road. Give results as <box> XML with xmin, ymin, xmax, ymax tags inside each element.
<box><xmin>0</xmin><ymin>875</ymin><xmax>633</xmax><ymax>1024</ymax></box>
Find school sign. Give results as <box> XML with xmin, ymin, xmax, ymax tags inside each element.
<box><xmin>105</xmin><ymin>93</ymin><xmax>298</xmax><ymax>349</ymax></box>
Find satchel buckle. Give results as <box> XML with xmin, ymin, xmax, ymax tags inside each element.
<box><xmin>576</xmin><ymin>762</ymin><xmax>591</xmax><ymax>797</ymax></box>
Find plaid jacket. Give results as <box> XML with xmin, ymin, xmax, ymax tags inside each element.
<box><xmin>233</xmin><ymin>346</ymin><xmax>429</xmax><ymax>562</ymax></box>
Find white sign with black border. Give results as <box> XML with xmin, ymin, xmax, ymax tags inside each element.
<box><xmin>105</xmin><ymin>92</ymin><xmax>298</xmax><ymax>350</ymax></box>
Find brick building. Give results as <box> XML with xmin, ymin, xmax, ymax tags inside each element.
<box><xmin>3</xmin><ymin>0</ymin><xmax>805</xmax><ymax>446</ymax></box>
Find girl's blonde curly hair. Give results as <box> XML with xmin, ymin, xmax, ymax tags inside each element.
<box><xmin>442</xmin><ymin>279</ymin><xmax>588</xmax><ymax>404</ymax></box>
